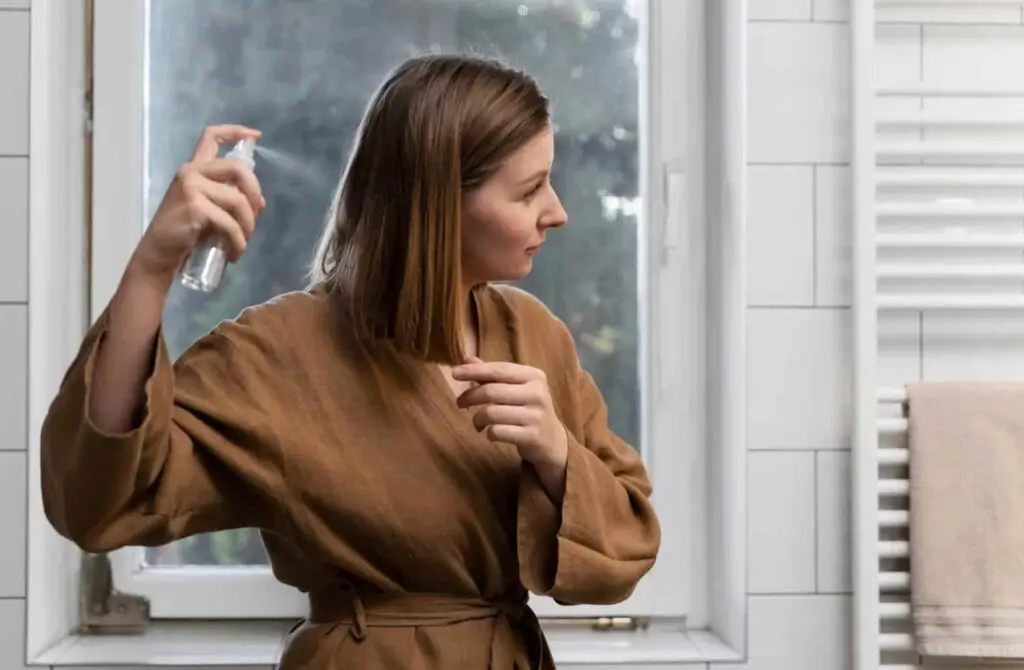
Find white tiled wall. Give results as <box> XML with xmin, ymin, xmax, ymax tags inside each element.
<box><xmin>741</xmin><ymin>2</ymin><xmax>1024</xmax><ymax>670</ymax></box>
<box><xmin>4</xmin><ymin>1</ymin><xmax>1022</xmax><ymax>669</ymax></box>
<box><xmin>0</xmin><ymin>1</ymin><xmax>31</xmax><ymax>668</ymax></box>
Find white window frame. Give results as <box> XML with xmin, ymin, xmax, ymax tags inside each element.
<box><xmin>27</xmin><ymin>0</ymin><xmax>748</xmax><ymax>665</ymax></box>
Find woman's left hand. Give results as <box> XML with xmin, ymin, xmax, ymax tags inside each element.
<box><xmin>452</xmin><ymin>357</ymin><xmax>569</xmax><ymax>471</ymax></box>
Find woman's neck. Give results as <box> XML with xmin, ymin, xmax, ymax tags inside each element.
<box><xmin>460</xmin><ymin>285</ymin><xmax>481</xmax><ymax>360</ymax></box>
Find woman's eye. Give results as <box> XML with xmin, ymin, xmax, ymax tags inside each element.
<box><xmin>523</xmin><ymin>182</ymin><xmax>543</xmax><ymax>199</ymax></box>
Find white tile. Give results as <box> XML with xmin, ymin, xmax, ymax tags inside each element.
<box><xmin>747</xmin><ymin>166</ymin><xmax>814</xmax><ymax>307</ymax></box>
<box><xmin>0</xmin><ymin>158</ymin><xmax>27</xmax><ymax>302</ymax></box>
<box><xmin>814</xmin><ymin>165</ymin><xmax>850</xmax><ymax>307</ymax></box>
<box><xmin>749</xmin><ymin>452</ymin><xmax>816</xmax><ymax>594</ymax></box>
<box><xmin>924</xmin><ymin>25</ymin><xmax>1024</xmax><ymax>89</ymax></box>
<box><xmin>812</xmin><ymin>0</ymin><xmax>847</xmax><ymax>22</ymax></box>
<box><xmin>748</xmin><ymin>23</ymin><xmax>850</xmax><ymax>164</ymax></box>
<box><xmin>922</xmin><ymin>312</ymin><xmax>1024</xmax><ymax>382</ymax></box>
<box><xmin>816</xmin><ymin>450</ymin><xmax>850</xmax><ymax>593</ymax></box>
<box><xmin>720</xmin><ymin>595</ymin><xmax>852</xmax><ymax>670</ymax></box>
<box><xmin>0</xmin><ymin>11</ymin><xmax>28</xmax><ymax>155</ymax></box>
<box><xmin>749</xmin><ymin>0</ymin><xmax>811</xmax><ymax>21</ymax></box>
<box><xmin>0</xmin><ymin>305</ymin><xmax>25</xmax><ymax>451</ymax></box>
<box><xmin>887</xmin><ymin>5</ymin><xmax>1023</xmax><ymax>25</ymax></box>
<box><xmin>0</xmin><ymin>452</ymin><xmax>25</xmax><ymax>597</ymax></box>
<box><xmin>0</xmin><ymin>599</ymin><xmax>31</xmax><ymax>670</ymax></box>
<box><xmin>876</xmin><ymin>24</ymin><xmax>922</xmax><ymax>90</ymax></box>
<box><xmin>747</xmin><ymin>309</ymin><xmax>851</xmax><ymax>450</ymax></box>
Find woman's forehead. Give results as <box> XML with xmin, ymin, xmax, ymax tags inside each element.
<box><xmin>494</xmin><ymin>130</ymin><xmax>554</xmax><ymax>182</ymax></box>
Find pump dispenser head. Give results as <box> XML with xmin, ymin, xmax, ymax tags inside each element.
<box><xmin>228</xmin><ymin>138</ymin><xmax>257</xmax><ymax>169</ymax></box>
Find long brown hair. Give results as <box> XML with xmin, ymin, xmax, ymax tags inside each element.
<box><xmin>311</xmin><ymin>54</ymin><xmax>550</xmax><ymax>365</ymax></box>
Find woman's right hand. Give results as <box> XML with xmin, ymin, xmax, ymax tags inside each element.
<box><xmin>129</xmin><ymin>124</ymin><xmax>265</xmax><ymax>286</ymax></box>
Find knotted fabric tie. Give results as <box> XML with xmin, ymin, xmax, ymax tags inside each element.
<box><xmin>307</xmin><ymin>584</ymin><xmax>550</xmax><ymax>668</ymax></box>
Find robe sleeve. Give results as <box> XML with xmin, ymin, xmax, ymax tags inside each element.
<box><xmin>517</xmin><ymin>363</ymin><xmax>661</xmax><ymax>606</ymax></box>
<box><xmin>40</xmin><ymin>308</ymin><xmax>291</xmax><ymax>553</ymax></box>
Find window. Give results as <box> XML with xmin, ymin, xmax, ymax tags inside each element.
<box><xmin>90</xmin><ymin>0</ymin><xmax>702</xmax><ymax>623</ymax></box>
<box><xmin>151</xmin><ymin>0</ymin><xmax>643</xmax><ymax>566</ymax></box>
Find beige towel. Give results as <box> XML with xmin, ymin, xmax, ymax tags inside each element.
<box><xmin>908</xmin><ymin>381</ymin><xmax>1024</xmax><ymax>659</ymax></box>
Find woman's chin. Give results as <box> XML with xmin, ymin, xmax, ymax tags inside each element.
<box><xmin>505</xmin><ymin>258</ymin><xmax>534</xmax><ymax>281</ymax></box>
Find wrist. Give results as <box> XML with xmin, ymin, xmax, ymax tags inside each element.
<box><xmin>107</xmin><ymin>254</ymin><xmax>174</xmax><ymax>334</ymax></box>
<box><xmin>530</xmin><ymin>442</ymin><xmax>568</xmax><ymax>506</ymax></box>
<box><xmin>125</xmin><ymin>251</ymin><xmax>177</xmax><ymax>294</ymax></box>
<box><xmin>530</xmin><ymin>426</ymin><xmax>569</xmax><ymax>476</ymax></box>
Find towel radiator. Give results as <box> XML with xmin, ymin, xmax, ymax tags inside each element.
<box><xmin>852</xmin><ymin>0</ymin><xmax>1024</xmax><ymax>668</ymax></box>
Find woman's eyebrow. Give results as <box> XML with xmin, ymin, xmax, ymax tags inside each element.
<box><xmin>515</xmin><ymin>169</ymin><xmax>549</xmax><ymax>187</ymax></box>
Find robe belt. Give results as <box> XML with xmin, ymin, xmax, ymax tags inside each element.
<box><xmin>307</xmin><ymin>584</ymin><xmax>549</xmax><ymax>669</ymax></box>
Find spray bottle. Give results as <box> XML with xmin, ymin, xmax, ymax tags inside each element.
<box><xmin>179</xmin><ymin>138</ymin><xmax>258</xmax><ymax>293</ymax></box>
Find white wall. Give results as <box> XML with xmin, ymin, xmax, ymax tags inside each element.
<box><xmin>0</xmin><ymin>0</ymin><xmax>31</xmax><ymax>667</ymax></box>
<box><xmin>4</xmin><ymin>0</ymin><xmax>1022</xmax><ymax>668</ymax></box>
<box><xmin>733</xmin><ymin>2</ymin><xmax>857</xmax><ymax>668</ymax></box>
<box><xmin>737</xmin><ymin>1</ymin><xmax>1024</xmax><ymax>670</ymax></box>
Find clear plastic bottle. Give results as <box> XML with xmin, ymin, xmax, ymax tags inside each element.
<box><xmin>179</xmin><ymin>138</ymin><xmax>258</xmax><ymax>293</ymax></box>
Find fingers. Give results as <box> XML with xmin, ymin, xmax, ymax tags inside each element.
<box><xmin>185</xmin><ymin>193</ymin><xmax>248</xmax><ymax>262</ymax></box>
<box><xmin>201</xmin><ymin>178</ymin><xmax>257</xmax><ymax>239</ymax></box>
<box><xmin>197</xmin><ymin>158</ymin><xmax>265</xmax><ymax>212</ymax></box>
<box><xmin>483</xmin><ymin>424</ymin><xmax>533</xmax><ymax>446</ymax></box>
<box><xmin>179</xmin><ymin>166</ymin><xmax>260</xmax><ymax>240</ymax></box>
<box><xmin>457</xmin><ymin>382</ymin><xmax>534</xmax><ymax>409</ymax></box>
<box><xmin>452</xmin><ymin>361</ymin><xmax>543</xmax><ymax>385</ymax></box>
<box><xmin>471</xmin><ymin>404</ymin><xmax>536</xmax><ymax>433</ymax></box>
<box><xmin>190</xmin><ymin>124</ymin><xmax>262</xmax><ymax>162</ymax></box>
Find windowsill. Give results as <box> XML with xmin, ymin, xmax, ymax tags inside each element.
<box><xmin>31</xmin><ymin>620</ymin><xmax>743</xmax><ymax>667</ymax></box>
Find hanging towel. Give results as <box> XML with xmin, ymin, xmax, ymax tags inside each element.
<box><xmin>907</xmin><ymin>381</ymin><xmax>1024</xmax><ymax>659</ymax></box>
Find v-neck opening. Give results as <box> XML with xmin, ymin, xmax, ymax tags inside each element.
<box><xmin>417</xmin><ymin>285</ymin><xmax>490</xmax><ymax>427</ymax></box>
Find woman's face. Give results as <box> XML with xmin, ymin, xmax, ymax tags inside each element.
<box><xmin>460</xmin><ymin>128</ymin><xmax>568</xmax><ymax>287</ymax></box>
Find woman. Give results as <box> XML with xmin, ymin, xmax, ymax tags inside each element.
<box><xmin>41</xmin><ymin>54</ymin><xmax>661</xmax><ymax>669</ymax></box>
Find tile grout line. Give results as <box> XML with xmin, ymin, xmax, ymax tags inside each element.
<box><xmin>747</xmin><ymin>591</ymin><xmax>835</xmax><ymax>598</ymax></box>
<box><xmin>749</xmin><ymin>160</ymin><xmax>851</xmax><ymax>167</ymax></box>
<box><xmin>747</xmin><ymin>304</ymin><xmax>851</xmax><ymax>312</ymax></box>
<box><xmin>813</xmin><ymin>450</ymin><xmax>820</xmax><ymax>593</ymax></box>
<box><xmin>750</xmin><ymin>447</ymin><xmax>852</xmax><ymax>453</ymax></box>
<box><xmin>754</xmin><ymin>16</ymin><xmax>1024</xmax><ymax>26</ymax></box>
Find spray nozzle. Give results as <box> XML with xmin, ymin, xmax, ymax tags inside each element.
<box><xmin>225</xmin><ymin>138</ymin><xmax>257</xmax><ymax>169</ymax></box>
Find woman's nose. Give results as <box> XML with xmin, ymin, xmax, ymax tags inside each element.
<box><xmin>542</xmin><ymin>194</ymin><xmax>568</xmax><ymax>229</ymax></box>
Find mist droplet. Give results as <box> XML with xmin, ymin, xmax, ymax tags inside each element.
<box><xmin>253</xmin><ymin>145</ymin><xmax>331</xmax><ymax>189</ymax></box>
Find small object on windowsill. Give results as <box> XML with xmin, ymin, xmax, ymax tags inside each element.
<box><xmin>79</xmin><ymin>553</ymin><xmax>151</xmax><ymax>635</ymax></box>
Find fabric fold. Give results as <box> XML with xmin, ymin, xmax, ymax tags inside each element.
<box><xmin>907</xmin><ymin>381</ymin><xmax>1024</xmax><ymax>658</ymax></box>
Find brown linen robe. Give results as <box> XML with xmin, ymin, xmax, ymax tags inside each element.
<box><xmin>40</xmin><ymin>282</ymin><xmax>661</xmax><ymax>669</ymax></box>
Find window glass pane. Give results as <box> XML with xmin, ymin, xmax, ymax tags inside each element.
<box><xmin>145</xmin><ymin>0</ymin><xmax>640</xmax><ymax>567</ymax></box>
